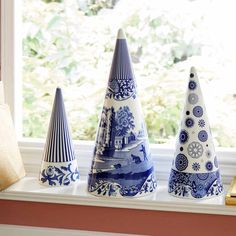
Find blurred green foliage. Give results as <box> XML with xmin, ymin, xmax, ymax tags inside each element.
<box><xmin>22</xmin><ymin>0</ymin><xmax>236</xmax><ymax>146</ymax></box>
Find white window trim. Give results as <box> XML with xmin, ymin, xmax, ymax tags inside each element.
<box><xmin>1</xmin><ymin>0</ymin><xmax>22</xmax><ymax>137</ymax></box>
<box><xmin>0</xmin><ymin>224</ymin><xmax>122</xmax><ymax>236</ymax></box>
<box><xmin>1</xmin><ymin>0</ymin><xmax>236</xmax><ymax>185</ymax></box>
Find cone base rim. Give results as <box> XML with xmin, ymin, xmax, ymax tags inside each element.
<box><xmin>168</xmin><ymin>189</ymin><xmax>224</xmax><ymax>200</ymax></box>
<box><xmin>87</xmin><ymin>187</ymin><xmax>157</xmax><ymax>199</ymax></box>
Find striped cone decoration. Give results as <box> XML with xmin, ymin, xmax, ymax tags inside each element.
<box><xmin>87</xmin><ymin>29</ymin><xmax>157</xmax><ymax>197</ymax></box>
<box><xmin>39</xmin><ymin>88</ymin><xmax>79</xmax><ymax>186</ymax></box>
<box><xmin>168</xmin><ymin>67</ymin><xmax>223</xmax><ymax>199</ymax></box>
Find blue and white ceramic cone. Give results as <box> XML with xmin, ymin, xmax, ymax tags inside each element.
<box><xmin>39</xmin><ymin>88</ymin><xmax>79</xmax><ymax>186</ymax></box>
<box><xmin>168</xmin><ymin>67</ymin><xmax>223</xmax><ymax>199</ymax></box>
<box><xmin>88</xmin><ymin>29</ymin><xmax>157</xmax><ymax>197</ymax></box>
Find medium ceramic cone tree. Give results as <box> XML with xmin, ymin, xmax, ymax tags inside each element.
<box><xmin>168</xmin><ymin>67</ymin><xmax>223</xmax><ymax>199</ymax></box>
<box><xmin>39</xmin><ymin>88</ymin><xmax>79</xmax><ymax>186</ymax></box>
<box><xmin>88</xmin><ymin>29</ymin><xmax>157</xmax><ymax>197</ymax></box>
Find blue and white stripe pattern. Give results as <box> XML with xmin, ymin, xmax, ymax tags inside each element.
<box><xmin>106</xmin><ymin>32</ymin><xmax>136</xmax><ymax>101</ymax></box>
<box><xmin>43</xmin><ymin>88</ymin><xmax>75</xmax><ymax>163</ymax></box>
<box><xmin>39</xmin><ymin>88</ymin><xmax>79</xmax><ymax>186</ymax></box>
<box><xmin>109</xmin><ymin>39</ymin><xmax>133</xmax><ymax>81</ymax></box>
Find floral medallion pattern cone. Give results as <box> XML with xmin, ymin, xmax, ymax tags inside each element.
<box><xmin>168</xmin><ymin>67</ymin><xmax>223</xmax><ymax>199</ymax></box>
<box><xmin>88</xmin><ymin>29</ymin><xmax>157</xmax><ymax>197</ymax></box>
<box><xmin>39</xmin><ymin>88</ymin><xmax>79</xmax><ymax>186</ymax></box>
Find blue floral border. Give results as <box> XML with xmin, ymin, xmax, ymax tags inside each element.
<box><xmin>40</xmin><ymin>163</ymin><xmax>80</xmax><ymax>186</ymax></box>
<box><xmin>168</xmin><ymin>169</ymin><xmax>223</xmax><ymax>198</ymax></box>
<box><xmin>88</xmin><ymin>173</ymin><xmax>157</xmax><ymax>197</ymax></box>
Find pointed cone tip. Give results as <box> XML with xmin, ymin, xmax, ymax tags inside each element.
<box><xmin>55</xmin><ymin>87</ymin><xmax>63</xmax><ymax>97</ymax></box>
<box><xmin>54</xmin><ymin>87</ymin><xmax>64</xmax><ymax>107</ymax></box>
<box><xmin>117</xmin><ymin>28</ymin><xmax>126</xmax><ymax>39</ymax></box>
<box><xmin>56</xmin><ymin>87</ymin><xmax>62</xmax><ymax>92</ymax></box>
<box><xmin>190</xmin><ymin>67</ymin><xmax>197</xmax><ymax>76</ymax></box>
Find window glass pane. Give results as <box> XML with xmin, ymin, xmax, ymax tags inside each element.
<box><xmin>22</xmin><ymin>0</ymin><xmax>236</xmax><ymax>147</ymax></box>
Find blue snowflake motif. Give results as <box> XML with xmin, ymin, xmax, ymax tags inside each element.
<box><xmin>187</xmin><ymin>142</ymin><xmax>203</xmax><ymax>158</ymax></box>
<box><xmin>214</xmin><ymin>156</ymin><xmax>219</xmax><ymax>168</ymax></box>
<box><xmin>193</xmin><ymin>106</ymin><xmax>203</xmax><ymax>117</ymax></box>
<box><xmin>189</xmin><ymin>80</ymin><xmax>197</xmax><ymax>90</ymax></box>
<box><xmin>175</xmin><ymin>153</ymin><xmax>188</xmax><ymax>171</ymax></box>
<box><xmin>185</xmin><ymin>118</ymin><xmax>194</xmax><ymax>128</ymax></box>
<box><xmin>192</xmin><ymin>162</ymin><xmax>200</xmax><ymax>171</ymax></box>
<box><xmin>198</xmin><ymin>130</ymin><xmax>208</xmax><ymax>142</ymax></box>
<box><xmin>198</xmin><ymin>119</ymin><xmax>205</xmax><ymax>127</ymax></box>
<box><xmin>205</xmin><ymin>161</ymin><xmax>213</xmax><ymax>171</ymax></box>
<box><xmin>188</xmin><ymin>93</ymin><xmax>198</xmax><ymax>105</ymax></box>
<box><xmin>179</xmin><ymin>130</ymin><xmax>189</xmax><ymax>144</ymax></box>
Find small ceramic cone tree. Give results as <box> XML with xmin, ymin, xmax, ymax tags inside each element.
<box><xmin>88</xmin><ymin>29</ymin><xmax>157</xmax><ymax>197</ymax></box>
<box><xmin>39</xmin><ymin>88</ymin><xmax>79</xmax><ymax>186</ymax></box>
<box><xmin>168</xmin><ymin>67</ymin><xmax>223</xmax><ymax>199</ymax></box>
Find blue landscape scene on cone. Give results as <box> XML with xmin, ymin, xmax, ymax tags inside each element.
<box><xmin>88</xmin><ymin>105</ymin><xmax>156</xmax><ymax>196</ymax></box>
<box><xmin>88</xmin><ymin>31</ymin><xmax>156</xmax><ymax>197</ymax></box>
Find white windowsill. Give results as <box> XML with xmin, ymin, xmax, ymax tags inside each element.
<box><xmin>0</xmin><ymin>175</ymin><xmax>234</xmax><ymax>216</ymax></box>
<box><xmin>0</xmin><ymin>139</ymin><xmax>236</xmax><ymax>216</ymax></box>
<box><xmin>0</xmin><ymin>140</ymin><xmax>236</xmax><ymax>215</ymax></box>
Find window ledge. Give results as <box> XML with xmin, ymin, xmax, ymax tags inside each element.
<box><xmin>1</xmin><ymin>139</ymin><xmax>236</xmax><ymax>218</ymax></box>
<box><xmin>0</xmin><ymin>176</ymin><xmax>234</xmax><ymax>216</ymax></box>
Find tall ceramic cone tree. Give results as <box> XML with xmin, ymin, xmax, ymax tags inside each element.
<box><xmin>168</xmin><ymin>67</ymin><xmax>223</xmax><ymax>199</ymax></box>
<box><xmin>88</xmin><ymin>29</ymin><xmax>157</xmax><ymax>197</ymax></box>
<box><xmin>39</xmin><ymin>88</ymin><xmax>79</xmax><ymax>186</ymax></box>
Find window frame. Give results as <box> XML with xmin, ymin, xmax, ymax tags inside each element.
<box><xmin>1</xmin><ymin>0</ymin><xmax>22</xmax><ymax>137</ymax></box>
<box><xmin>1</xmin><ymin>0</ymin><xmax>236</xmax><ymax>184</ymax></box>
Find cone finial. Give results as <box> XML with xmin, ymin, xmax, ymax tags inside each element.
<box><xmin>117</xmin><ymin>28</ymin><xmax>126</xmax><ymax>39</ymax></box>
<box><xmin>190</xmin><ymin>66</ymin><xmax>197</xmax><ymax>76</ymax></box>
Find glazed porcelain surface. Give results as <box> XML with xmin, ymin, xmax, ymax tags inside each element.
<box><xmin>168</xmin><ymin>67</ymin><xmax>223</xmax><ymax>199</ymax></box>
<box><xmin>39</xmin><ymin>88</ymin><xmax>79</xmax><ymax>186</ymax></box>
<box><xmin>88</xmin><ymin>30</ymin><xmax>157</xmax><ymax>197</ymax></box>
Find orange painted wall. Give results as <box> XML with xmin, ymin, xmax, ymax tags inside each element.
<box><xmin>1</xmin><ymin>199</ymin><xmax>236</xmax><ymax>236</ymax></box>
